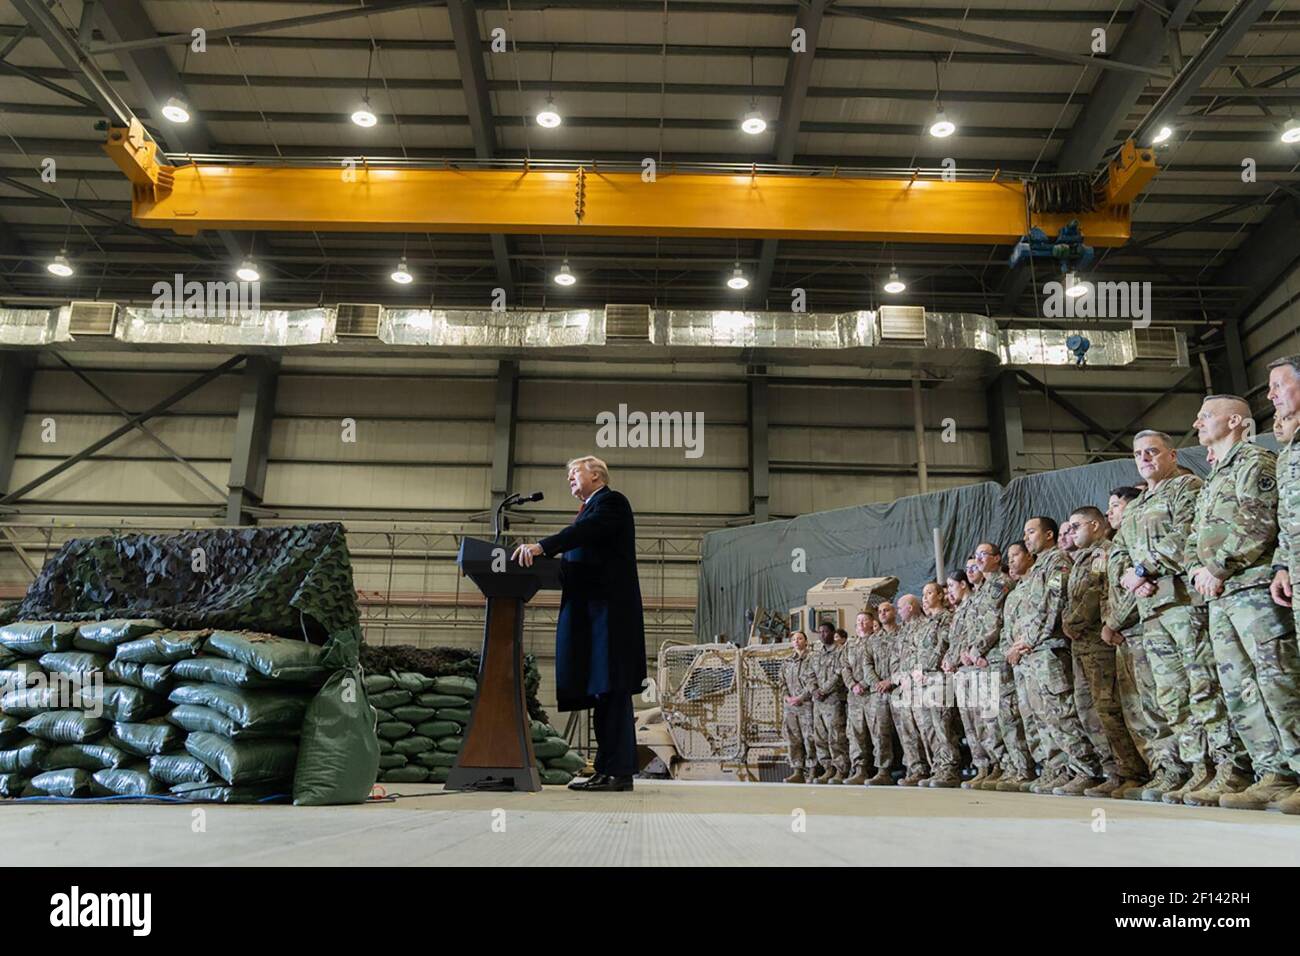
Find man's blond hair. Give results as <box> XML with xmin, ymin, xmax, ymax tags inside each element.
<box><xmin>566</xmin><ymin>455</ymin><xmax>610</xmax><ymax>484</ymax></box>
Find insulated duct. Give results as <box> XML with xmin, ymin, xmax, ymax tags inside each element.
<box><xmin>379</xmin><ymin>308</ymin><xmax>603</xmax><ymax>347</ymax></box>
<box><xmin>117</xmin><ymin>307</ymin><xmax>336</xmax><ymax>347</ymax></box>
<box><xmin>0</xmin><ymin>308</ymin><xmax>67</xmax><ymax>345</ymax></box>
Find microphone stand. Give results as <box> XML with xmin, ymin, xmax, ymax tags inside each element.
<box><xmin>493</xmin><ymin>492</ymin><xmax>521</xmax><ymax>544</ymax></box>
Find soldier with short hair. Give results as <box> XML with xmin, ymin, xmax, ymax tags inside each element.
<box><xmin>842</xmin><ymin>612</ymin><xmax>878</xmax><ymax>785</ymax></box>
<box><xmin>1109</xmin><ymin>429</ymin><xmax>1243</xmax><ymax>804</ymax></box>
<box><xmin>1103</xmin><ymin>485</ymin><xmax>1175</xmax><ymax>799</ymax></box>
<box><xmin>1008</xmin><ymin>516</ymin><xmax>1104</xmax><ymax>795</ymax></box>
<box><xmin>809</xmin><ymin>622</ymin><xmax>850</xmax><ymax>783</ymax></box>
<box><xmin>960</xmin><ymin>545</ymin><xmax>1016</xmax><ymax>791</ymax></box>
<box><xmin>910</xmin><ymin>582</ymin><xmax>961</xmax><ymax>787</ymax></box>
<box><xmin>780</xmin><ymin>630</ymin><xmax>817</xmax><ymax>783</ymax></box>
<box><xmin>890</xmin><ymin>593</ymin><xmax>938</xmax><ymax>786</ymax></box>
<box><xmin>1063</xmin><ymin>505</ymin><xmax>1148</xmax><ymax>796</ymax></box>
<box><xmin>941</xmin><ymin>570</ymin><xmax>995</xmax><ymax>788</ymax></box>
<box><xmin>1267</xmin><ymin>355</ymin><xmax>1300</xmax><ymax>816</ymax></box>
<box><xmin>991</xmin><ymin>543</ymin><xmax>1043</xmax><ymax>791</ymax></box>
<box><xmin>1185</xmin><ymin>394</ymin><xmax>1298</xmax><ymax>809</ymax></box>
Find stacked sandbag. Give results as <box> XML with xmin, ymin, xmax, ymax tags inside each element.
<box><xmin>0</xmin><ymin>619</ymin><xmax>176</xmax><ymax>798</ymax></box>
<box><xmin>161</xmin><ymin>631</ymin><xmax>327</xmax><ymax>803</ymax></box>
<box><xmin>368</xmin><ymin>670</ymin><xmax>588</xmax><ymax>786</ymax></box>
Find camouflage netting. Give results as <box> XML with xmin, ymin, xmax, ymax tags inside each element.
<box><xmin>15</xmin><ymin>524</ymin><xmax>359</xmax><ymax>641</ymax></box>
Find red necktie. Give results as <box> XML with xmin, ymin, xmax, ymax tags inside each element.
<box><xmin>572</xmin><ymin>499</ymin><xmax>587</xmax><ymax>524</ymax></box>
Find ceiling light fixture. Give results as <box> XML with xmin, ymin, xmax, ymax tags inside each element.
<box><xmin>536</xmin><ymin>96</ymin><xmax>562</xmax><ymax>128</ymax></box>
<box><xmin>1150</xmin><ymin>125</ymin><xmax>1173</xmax><ymax>145</ymax></box>
<box><xmin>236</xmin><ymin>259</ymin><xmax>260</xmax><ymax>283</ymax></box>
<box><xmin>391</xmin><ymin>258</ymin><xmax>413</xmax><ymax>284</ymax></box>
<box><xmin>1064</xmin><ymin>271</ymin><xmax>1089</xmax><ymax>298</ymax></box>
<box><xmin>46</xmin><ymin>251</ymin><xmax>73</xmax><ymax>278</ymax></box>
<box><xmin>1282</xmin><ymin>118</ymin><xmax>1300</xmax><ymax>145</ymax></box>
<box><xmin>553</xmin><ymin>259</ymin><xmax>576</xmax><ymax>286</ymax></box>
<box><xmin>351</xmin><ymin>98</ymin><xmax>378</xmax><ymax>128</ymax></box>
<box><xmin>928</xmin><ymin>59</ymin><xmax>955</xmax><ymax>138</ymax></box>
<box><xmin>161</xmin><ymin>95</ymin><xmax>191</xmax><ymax>124</ymax></box>
<box><xmin>883</xmin><ymin>269</ymin><xmax>906</xmax><ymax>294</ymax></box>
<box><xmin>726</xmin><ymin>262</ymin><xmax>750</xmax><ymax>290</ymax></box>
<box><xmin>741</xmin><ymin>109</ymin><xmax>766</xmax><ymax>135</ymax></box>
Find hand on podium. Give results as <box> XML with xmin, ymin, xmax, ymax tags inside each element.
<box><xmin>512</xmin><ymin>542</ymin><xmax>543</xmax><ymax>567</ymax></box>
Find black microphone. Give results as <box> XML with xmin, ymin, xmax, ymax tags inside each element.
<box><xmin>516</xmin><ymin>491</ymin><xmax>544</xmax><ymax>503</ymax></box>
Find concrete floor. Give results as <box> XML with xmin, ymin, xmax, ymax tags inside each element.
<box><xmin>3</xmin><ymin>780</ymin><xmax>1297</xmax><ymax>866</ymax></box>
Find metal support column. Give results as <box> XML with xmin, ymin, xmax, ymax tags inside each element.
<box><xmin>0</xmin><ymin>351</ymin><xmax>35</xmax><ymax>496</ymax></box>
<box><xmin>748</xmin><ymin>371</ymin><xmax>770</xmax><ymax>523</ymax></box>
<box><xmin>490</xmin><ymin>359</ymin><xmax>519</xmax><ymax>514</ymax></box>
<box><xmin>987</xmin><ymin>371</ymin><xmax>1026</xmax><ymax>485</ymax></box>
<box><xmin>911</xmin><ymin>375</ymin><xmax>930</xmax><ymax>494</ymax></box>
<box><xmin>226</xmin><ymin>356</ymin><xmax>278</xmax><ymax>526</ymax></box>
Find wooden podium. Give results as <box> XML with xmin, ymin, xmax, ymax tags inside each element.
<box><xmin>444</xmin><ymin>536</ymin><xmax>561</xmax><ymax>792</ymax></box>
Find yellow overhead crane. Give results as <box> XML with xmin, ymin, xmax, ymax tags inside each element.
<box><xmin>104</xmin><ymin>121</ymin><xmax>1156</xmax><ymax>246</ymax></box>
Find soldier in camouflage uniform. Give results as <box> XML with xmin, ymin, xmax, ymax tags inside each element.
<box><xmin>961</xmin><ymin>550</ymin><xmax>1016</xmax><ymax>790</ymax></box>
<box><xmin>781</xmin><ymin>630</ymin><xmax>817</xmax><ymax>783</ymax></box>
<box><xmin>911</xmin><ymin>582</ymin><xmax>961</xmax><ymax>786</ymax></box>
<box><xmin>809</xmin><ymin>622</ymin><xmax>849</xmax><ymax>783</ymax></box>
<box><xmin>1063</xmin><ymin>505</ymin><xmax>1148</xmax><ymax>796</ymax></box>
<box><xmin>842</xmin><ymin>612</ymin><xmax>879</xmax><ymax>785</ymax></box>
<box><xmin>1060</xmin><ymin>515</ymin><xmax>1117</xmax><ymax>778</ymax></box>
<box><xmin>852</xmin><ymin>606</ymin><xmax>897</xmax><ymax>785</ymax></box>
<box><xmin>1103</xmin><ymin>486</ymin><xmax>1176</xmax><ymax>800</ymax></box>
<box><xmin>1267</xmin><ymin>354</ymin><xmax>1300</xmax><ymax>815</ymax></box>
<box><xmin>889</xmin><ymin>594</ymin><xmax>936</xmax><ymax>785</ymax></box>
<box><xmin>1008</xmin><ymin>516</ymin><xmax>1104</xmax><ymax>796</ymax></box>
<box><xmin>991</xmin><ymin>543</ymin><xmax>1043</xmax><ymax>791</ymax></box>
<box><xmin>1185</xmin><ymin>395</ymin><xmax>1299</xmax><ymax>809</ymax></box>
<box><xmin>941</xmin><ymin>569</ymin><xmax>995</xmax><ymax>788</ymax></box>
<box><xmin>1109</xmin><ymin>429</ymin><xmax>1246</xmax><ymax>804</ymax></box>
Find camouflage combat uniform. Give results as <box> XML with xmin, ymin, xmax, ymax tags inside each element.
<box><xmin>1110</xmin><ymin>474</ymin><xmax>1243</xmax><ymax>773</ymax></box>
<box><xmin>1063</xmin><ymin>539</ymin><xmax>1147</xmax><ymax>780</ymax></box>
<box><xmin>780</xmin><ymin>648</ymin><xmax>817</xmax><ymax>774</ymax></box>
<box><xmin>1188</xmin><ymin>440</ymin><xmax>1300</xmax><ymax>779</ymax></box>
<box><xmin>1011</xmin><ymin>546</ymin><xmax>1102</xmax><ymax>779</ymax></box>
<box><xmin>986</xmin><ymin>579</ymin><xmax>1037</xmax><ymax>778</ymax></box>
<box><xmin>841</xmin><ymin>633</ymin><xmax>873</xmax><ymax>776</ymax></box>
<box><xmin>888</xmin><ymin>618</ymin><xmax>933</xmax><ymax>777</ymax></box>
<box><xmin>1275</xmin><ymin>430</ymin><xmax>1300</xmax><ymax>633</ymax></box>
<box><xmin>842</xmin><ymin>626</ymin><xmax>895</xmax><ymax>777</ymax></box>
<box><xmin>1101</xmin><ymin>550</ymin><xmax>1173</xmax><ymax>776</ymax></box>
<box><xmin>810</xmin><ymin>640</ymin><xmax>850</xmax><ymax>775</ymax></box>
<box><xmin>944</xmin><ymin>590</ymin><xmax>993</xmax><ymax>773</ymax></box>
<box><xmin>911</xmin><ymin>608</ymin><xmax>961</xmax><ymax>776</ymax></box>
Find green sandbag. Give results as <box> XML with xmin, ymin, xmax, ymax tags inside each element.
<box><xmin>1</xmin><ymin>685</ymin><xmax>78</xmax><ymax>718</ymax></box>
<box><xmin>415</xmin><ymin>692</ymin><xmax>469</xmax><ymax>709</ymax></box>
<box><xmin>44</xmin><ymin>742</ymin><xmax>131</xmax><ymax>771</ymax></box>
<box><xmin>435</xmin><ymin>707</ymin><xmax>472</xmax><ymax>725</ymax></box>
<box><xmin>379</xmin><ymin>766</ymin><xmax>427</xmax><ymax>783</ymax></box>
<box><xmin>171</xmin><ymin>657</ymin><xmax>278</xmax><ymax>689</ymax></box>
<box><xmin>426</xmin><ymin>766</ymin><xmax>450</xmax><ymax>783</ymax></box>
<box><xmin>391</xmin><ymin>735</ymin><xmax>434</xmax><ymax>756</ymax></box>
<box><xmin>0</xmin><ymin>645</ymin><xmax>12</xmax><ymax>665</ymax></box>
<box><xmin>0</xmin><ymin>738</ymin><xmax>48</xmax><ymax>772</ymax></box>
<box><xmin>29</xmin><ymin>767</ymin><xmax>94</xmax><ymax>797</ymax></box>
<box><xmin>368</xmin><ymin>689</ymin><xmax>412</xmax><ymax>710</ymax></box>
<box><xmin>38</xmin><ymin>651</ymin><xmax>109</xmax><ymax>680</ymax></box>
<box><xmin>87</xmin><ymin>684</ymin><xmax>165</xmax><ymax>722</ymax></box>
<box><xmin>148</xmin><ymin>754</ymin><xmax>216</xmax><ymax>786</ymax></box>
<box><xmin>204</xmin><ymin>631</ymin><xmax>328</xmax><ymax>684</ymax></box>
<box><xmin>166</xmin><ymin>704</ymin><xmax>293</xmax><ymax>740</ymax></box>
<box><xmin>292</xmin><ymin>666</ymin><xmax>380</xmax><ymax>807</ymax></box>
<box><xmin>377</xmin><ymin>738</ymin><xmax>394</xmax><ymax>755</ymax></box>
<box><xmin>167</xmin><ymin>682</ymin><xmax>311</xmax><ymax>731</ymax></box>
<box><xmin>185</xmin><ymin>731</ymin><xmax>298</xmax><ymax>786</ymax></box>
<box><xmin>373</xmin><ymin>708</ymin><xmax>394</xmax><ymax>723</ymax></box>
<box><xmin>169</xmin><ymin>781</ymin><xmax>288</xmax><ymax>804</ymax></box>
<box><xmin>546</xmin><ymin>750</ymin><xmax>586</xmax><ymax>773</ymax></box>
<box><xmin>414</xmin><ymin>720</ymin><xmax>459</xmax><ymax>739</ymax></box>
<box><xmin>376</xmin><ymin>721</ymin><xmax>413</xmax><ymax>741</ymax></box>
<box><xmin>105</xmin><ymin>659</ymin><xmax>173</xmax><ymax>694</ymax></box>
<box><xmin>436</xmin><ymin>735</ymin><xmax>464</xmax><ymax>753</ymax></box>
<box><xmin>540</xmin><ymin>768</ymin><xmax>574</xmax><ymax>785</ymax></box>
<box><xmin>0</xmin><ymin>659</ymin><xmax>43</xmax><ymax>686</ymax></box>
<box><xmin>21</xmin><ymin>711</ymin><xmax>108</xmax><ymax>744</ymax></box>
<box><xmin>110</xmin><ymin>720</ymin><xmax>185</xmax><ymax>757</ymax></box>
<box><xmin>0</xmin><ymin>715</ymin><xmax>20</xmax><ymax>748</ymax></box>
<box><xmin>378</xmin><ymin>753</ymin><xmax>407</xmax><ymax>769</ymax></box>
<box><xmin>115</xmin><ymin>631</ymin><xmax>207</xmax><ymax>664</ymax></box>
<box><xmin>414</xmin><ymin>750</ymin><xmax>456</xmax><ymax>768</ymax></box>
<box><xmin>74</xmin><ymin>619</ymin><xmax>163</xmax><ymax>655</ymax></box>
<box><xmin>432</xmin><ymin>676</ymin><xmax>477</xmax><ymax>698</ymax></box>
<box><xmin>530</xmin><ymin>719</ymin><xmax>553</xmax><ymax>742</ymax></box>
<box><xmin>363</xmin><ymin>674</ymin><xmax>395</xmax><ymax>694</ymax></box>
<box><xmin>393</xmin><ymin>672</ymin><xmax>435</xmax><ymax>693</ymax></box>
<box><xmin>390</xmin><ymin>705</ymin><xmax>437</xmax><ymax>724</ymax></box>
<box><xmin>533</xmin><ymin>736</ymin><xmax>569</xmax><ymax>759</ymax></box>
<box><xmin>93</xmin><ymin>768</ymin><xmax>165</xmax><ymax>797</ymax></box>
<box><xmin>0</xmin><ymin>622</ymin><xmax>75</xmax><ymax>657</ymax></box>
<box><xmin>0</xmin><ymin>772</ymin><xmax>28</xmax><ymax>797</ymax></box>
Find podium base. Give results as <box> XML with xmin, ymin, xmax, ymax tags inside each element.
<box><xmin>443</xmin><ymin>765</ymin><xmax>543</xmax><ymax>793</ymax></box>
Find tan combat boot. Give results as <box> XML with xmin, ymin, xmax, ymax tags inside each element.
<box><xmin>927</xmin><ymin>770</ymin><xmax>962</xmax><ymax>788</ymax></box>
<box><xmin>1030</xmin><ymin>768</ymin><xmax>1070</xmax><ymax>794</ymax></box>
<box><xmin>1184</xmin><ymin>763</ymin><xmax>1252</xmax><ymax>806</ymax></box>
<box><xmin>812</xmin><ymin>766</ymin><xmax>834</xmax><ymax>784</ymax></box>
<box><xmin>1016</xmin><ymin>774</ymin><xmax>1039</xmax><ymax>792</ymax></box>
<box><xmin>826</xmin><ymin>768</ymin><xmax>845</xmax><ymax>784</ymax></box>
<box><xmin>1084</xmin><ymin>773</ymin><xmax>1124</xmax><ymax>797</ymax></box>
<box><xmin>843</xmin><ymin>768</ymin><xmax>868</xmax><ymax>786</ymax></box>
<box><xmin>783</xmin><ymin>769</ymin><xmax>806</xmax><ymax>784</ymax></box>
<box><xmin>962</xmin><ymin>766</ymin><xmax>989</xmax><ymax>790</ymax></box>
<box><xmin>977</xmin><ymin>767</ymin><xmax>1004</xmax><ymax>791</ymax></box>
<box><xmin>1218</xmin><ymin>772</ymin><xmax>1298</xmax><ymax>810</ymax></box>
<box><xmin>1160</xmin><ymin>762</ymin><xmax>1209</xmax><ymax>804</ymax></box>
<box><xmin>865</xmin><ymin>770</ymin><xmax>893</xmax><ymax>786</ymax></box>
<box><xmin>896</xmin><ymin>770</ymin><xmax>926</xmax><ymax>786</ymax></box>
<box><xmin>1109</xmin><ymin>776</ymin><xmax>1148</xmax><ymax>800</ymax></box>
<box><xmin>1054</xmin><ymin>773</ymin><xmax>1102</xmax><ymax>796</ymax></box>
<box><xmin>996</xmin><ymin>772</ymin><xmax>1030</xmax><ymax>792</ymax></box>
<box><xmin>1274</xmin><ymin>790</ymin><xmax>1300</xmax><ymax>815</ymax></box>
<box><xmin>1139</xmin><ymin>766</ymin><xmax>1187</xmax><ymax>802</ymax></box>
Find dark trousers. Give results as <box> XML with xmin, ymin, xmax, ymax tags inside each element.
<box><xmin>592</xmin><ymin>692</ymin><xmax>637</xmax><ymax>777</ymax></box>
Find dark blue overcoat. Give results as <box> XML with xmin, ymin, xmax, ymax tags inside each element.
<box><xmin>539</xmin><ymin>487</ymin><xmax>647</xmax><ymax>711</ymax></box>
